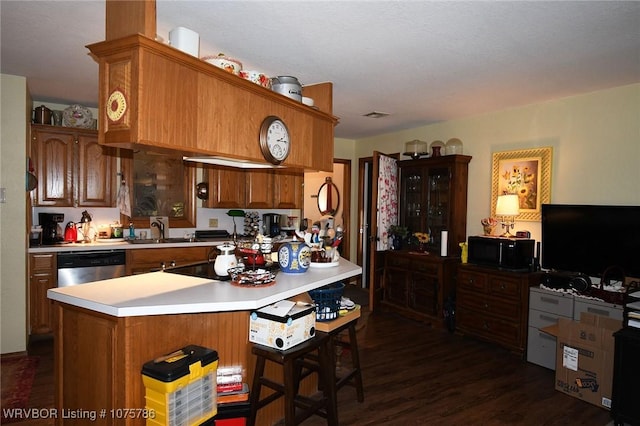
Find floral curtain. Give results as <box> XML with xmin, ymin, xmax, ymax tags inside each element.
<box><xmin>377</xmin><ymin>155</ymin><xmax>398</xmax><ymax>251</ymax></box>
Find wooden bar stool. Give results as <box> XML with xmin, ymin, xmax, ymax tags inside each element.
<box><xmin>248</xmin><ymin>333</ymin><xmax>338</xmax><ymax>426</ymax></box>
<box><xmin>301</xmin><ymin>308</ymin><xmax>365</xmax><ymax>403</ymax></box>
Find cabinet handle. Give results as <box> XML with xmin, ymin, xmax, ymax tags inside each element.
<box><xmin>482</xmin><ymin>321</ymin><xmax>489</xmax><ymax>330</ymax></box>
<box><xmin>483</xmin><ymin>303</ymin><xmax>489</xmax><ymax>309</ymax></box>
<box><xmin>540</xmin><ymin>297</ymin><xmax>559</xmax><ymax>305</ymax></box>
<box><xmin>170</xmin><ymin>260</ymin><xmax>176</xmax><ymax>267</ymax></box>
<box><xmin>160</xmin><ymin>262</ymin><xmax>166</xmax><ymax>270</ymax></box>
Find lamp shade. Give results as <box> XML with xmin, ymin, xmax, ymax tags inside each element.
<box><xmin>496</xmin><ymin>194</ymin><xmax>519</xmax><ymax>216</ymax></box>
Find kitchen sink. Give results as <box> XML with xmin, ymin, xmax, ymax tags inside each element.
<box><xmin>127</xmin><ymin>237</ymin><xmax>204</xmax><ymax>244</ymax></box>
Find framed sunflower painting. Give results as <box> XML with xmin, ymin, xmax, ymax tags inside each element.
<box><xmin>491</xmin><ymin>147</ymin><xmax>552</xmax><ymax>221</ymax></box>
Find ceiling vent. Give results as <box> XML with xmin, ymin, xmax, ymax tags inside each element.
<box><xmin>363</xmin><ymin>111</ymin><xmax>390</xmax><ymax>119</ymax></box>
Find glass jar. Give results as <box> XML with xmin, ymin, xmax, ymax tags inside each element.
<box><xmin>445</xmin><ymin>138</ymin><xmax>464</xmax><ymax>155</ymax></box>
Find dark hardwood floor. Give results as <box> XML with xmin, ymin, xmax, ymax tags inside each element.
<box><xmin>19</xmin><ymin>309</ymin><xmax>612</xmax><ymax>425</ymax></box>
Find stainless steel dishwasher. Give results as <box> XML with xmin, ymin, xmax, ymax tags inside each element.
<box><xmin>57</xmin><ymin>250</ymin><xmax>127</xmax><ymax>287</ymax></box>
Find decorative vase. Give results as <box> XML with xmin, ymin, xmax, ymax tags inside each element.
<box><xmin>277</xmin><ymin>241</ymin><xmax>311</xmax><ymax>273</ymax></box>
<box><xmin>417</xmin><ymin>242</ymin><xmax>427</xmax><ymax>253</ymax></box>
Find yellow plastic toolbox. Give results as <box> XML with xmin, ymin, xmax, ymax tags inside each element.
<box><xmin>142</xmin><ymin>345</ymin><xmax>219</xmax><ymax>426</ymax></box>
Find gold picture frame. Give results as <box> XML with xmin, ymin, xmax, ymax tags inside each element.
<box><xmin>491</xmin><ymin>147</ymin><xmax>552</xmax><ymax>221</ymax></box>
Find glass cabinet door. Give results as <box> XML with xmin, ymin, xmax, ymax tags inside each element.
<box><xmin>426</xmin><ymin>167</ymin><xmax>451</xmax><ymax>250</ymax></box>
<box><xmin>400</xmin><ymin>167</ymin><xmax>423</xmax><ymax>235</ymax></box>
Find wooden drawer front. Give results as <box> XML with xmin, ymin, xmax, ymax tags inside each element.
<box><xmin>487</xmin><ymin>276</ymin><xmax>521</xmax><ymax>299</ymax></box>
<box><xmin>529</xmin><ymin>288</ymin><xmax>574</xmax><ymax>317</ymax></box>
<box><xmin>412</xmin><ymin>260</ymin><xmax>439</xmax><ymax>276</ymax></box>
<box><xmin>458</xmin><ymin>308</ymin><xmax>521</xmax><ymax>347</ymax></box>
<box><xmin>128</xmin><ymin>247</ymin><xmax>208</xmax><ymax>264</ymax></box>
<box><xmin>458</xmin><ymin>288</ymin><xmax>520</xmax><ymax>321</ymax></box>
<box><xmin>31</xmin><ymin>253</ymin><xmax>55</xmax><ymax>271</ymax></box>
<box><xmin>458</xmin><ymin>270</ymin><xmax>488</xmax><ymax>292</ymax></box>
<box><xmin>386</xmin><ymin>255</ymin><xmax>411</xmax><ymax>269</ymax></box>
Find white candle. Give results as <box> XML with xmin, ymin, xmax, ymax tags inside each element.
<box><xmin>440</xmin><ymin>231</ymin><xmax>448</xmax><ymax>256</ymax></box>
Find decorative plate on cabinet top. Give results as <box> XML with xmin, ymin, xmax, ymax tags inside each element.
<box><xmin>63</xmin><ymin>104</ymin><xmax>93</xmax><ymax>128</ymax></box>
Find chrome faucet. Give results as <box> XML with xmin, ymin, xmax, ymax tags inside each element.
<box><xmin>151</xmin><ymin>220</ymin><xmax>165</xmax><ymax>241</ymax></box>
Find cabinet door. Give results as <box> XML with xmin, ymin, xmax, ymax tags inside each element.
<box><xmin>399</xmin><ymin>166</ymin><xmax>424</xmax><ymax>235</ymax></box>
<box><xmin>203</xmin><ymin>165</ymin><xmax>246</xmax><ymax>208</ymax></box>
<box><xmin>32</xmin><ymin>129</ymin><xmax>75</xmax><ymax>206</ymax></box>
<box><xmin>425</xmin><ymin>166</ymin><xmax>451</xmax><ymax>250</ymax></box>
<box><xmin>245</xmin><ymin>170</ymin><xmax>274</xmax><ymax>208</ymax></box>
<box><xmin>77</xmin><ymin>133</ymin><xmax>116</xmax><ymax>207</ymax></box>
<box><xmin>29</xmin><ymin>253</ymin><xmax>56</xmax><ymax>335</ymax></box>
<box><xmin>274</xmin><ymin>170</ymin><xmax>303</xmax><ymax>209</ymax></box>
<box><xmin>408</xmin><ymin>261</ymin><xmax>440</xmax><ymax>316</ymax></box>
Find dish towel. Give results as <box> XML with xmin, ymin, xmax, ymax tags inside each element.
<box><xmin>117</xmin><ymin>181</ymin><xmax>132</xmax><ymax>217</ymax></box>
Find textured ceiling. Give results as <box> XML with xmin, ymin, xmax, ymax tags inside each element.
<box><xmin>2</xmin><ymin>1</ymin><xmax>639</xmax><ymax>139</ymax></box>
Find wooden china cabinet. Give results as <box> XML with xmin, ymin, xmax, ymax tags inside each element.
<box><xmin>381</xmin><ymin>155</ymin><xmax>471</xmax><ymax>325</ymax></box>
<box><xmin>399</xmin><ymin>154</ymin><xmax>471</xmax><ymax>255</ymax></box>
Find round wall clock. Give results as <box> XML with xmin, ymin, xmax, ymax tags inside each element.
<box><xmin>259</xmin><ymin>116</ymin><xmax>290</xmax><ymax>165</ymax></box>
<box><xmin>106</xmin><ymin>89</ymin><xmax>127</xmax><ymax>122</ymax></box>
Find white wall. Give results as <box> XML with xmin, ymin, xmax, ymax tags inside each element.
<box><xmin>352</xmin><ymin>83</ymin><xmax>640</xmax><ymax>247</ymax></box>
<box><xmin>1</xmin><ymin>74</ymin><xmax>29</xmax><ymax>354</ymax></box>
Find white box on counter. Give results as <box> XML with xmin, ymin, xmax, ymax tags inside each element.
<box><xmin>249</xmin><ymin>300</ymin><xmax>316</xmax><ymax>350</ymax></box>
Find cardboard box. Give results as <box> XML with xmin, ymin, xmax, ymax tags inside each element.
<box><xmin>249</xmin><ymin>300</ymin><xmax>316</xmax><ymax>350</ymax></box>
<box><xmin>547</xmin><ymin>312</ymin><xmax>621</xmax><ymax>410</ymax></box>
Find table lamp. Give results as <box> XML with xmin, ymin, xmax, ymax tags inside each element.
<box><xmin>495</xmin><ymin>194</ymin><xmax>519</xmax><ymax>237</ymax></box>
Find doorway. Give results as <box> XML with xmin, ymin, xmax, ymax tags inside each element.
<box><xmin>303</xmin><ymin>159</ymin><xmax>351</xmax><ymax>260</ymax></box>
<box><xmin>356</xmin><ymin>152</ymin><xmax>400</xmax><ymax>310</ymax></box>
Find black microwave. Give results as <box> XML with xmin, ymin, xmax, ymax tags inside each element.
<box><xmin>467</xmin><ymin>236</ymin><xmax>535</xmax><ymax>271</ymax></box>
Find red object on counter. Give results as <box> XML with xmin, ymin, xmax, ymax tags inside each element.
<box><xmin>64</xmin><ymin>222</ymin><xmax>77</xmax><ymax>242</ymax></box>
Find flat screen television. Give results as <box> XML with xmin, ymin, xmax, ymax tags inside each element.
<box><xmin>541</xmin><ymin>204</ymin><xmax>640</xmax><ymax>279</ymax></box>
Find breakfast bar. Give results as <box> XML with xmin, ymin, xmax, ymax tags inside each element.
<box><xmin>47</xmin><ymin>259</ymin><xmax>362</xmax><ymax>425</ymax></box>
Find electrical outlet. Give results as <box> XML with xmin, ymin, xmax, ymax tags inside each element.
<box><xmin>209</xmin><ymin>218</ymin><xmax>218</xmax><ymax>228</ymax></box>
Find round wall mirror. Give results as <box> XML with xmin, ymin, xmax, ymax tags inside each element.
<box><xmin>317</xmin><ymin>177</ymin><xmax>340</xmax><ymax>216</ymax></box>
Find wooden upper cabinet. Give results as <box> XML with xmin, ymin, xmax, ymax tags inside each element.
<box><xmin>87</xmin><ymin>35</ymin><xmax>337</xmax><ymax>171</ymax></box>
<box><xmin>274</xmin><ymin>170</ymin><xmax>303</xmax><ymax>209</ymax></box>
<box><xmin>31</xmin><ymin>125</ymin><xmax>117</xmax><ymax>207</ymax></box>
<box><xmin>202</xmin><ymin>165</ymin><xmax>247</xmax><ymax>209</ymax></box>
<box><xmin>202</xmin><ymin>166</ymin><xmax>303</xmax><ymax>209</ymax></box>
<box><xmin>245</xmin><ymin>170</ymin><xmax>275</xmax><ymax>209</ymax></box>
<box><xmin>77</xmin><ymin>134</ymin><xmax>115</xmax><ymax>207</ymax></box>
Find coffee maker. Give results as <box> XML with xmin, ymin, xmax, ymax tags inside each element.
<box><xmin>262</xmin><ymin>213</ymin><xmax>281</xmax><ymax>237</ymax></box>
<box><xmin>39</xmin><ymin>213</ymin><xmax>64</xmax><ymax>245</ymax></box>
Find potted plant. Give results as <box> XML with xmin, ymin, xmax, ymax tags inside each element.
<box><xmin>388</xmin><ymin>225</ymin><xmax>408</xmax><ymax>250</ymax></box>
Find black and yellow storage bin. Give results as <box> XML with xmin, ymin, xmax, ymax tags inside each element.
<box><xmin>142</xmin><ymin>345</ymin><xmax>219</xmax><ymax>426</ymax></box>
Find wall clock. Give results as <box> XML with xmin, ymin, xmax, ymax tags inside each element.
<box><xmin>106</xmin><ymin>89</ymin><xmax>127</xmax><ymax>122</ymax></box>
<box><xmin>259</xmin><ymin>116</ymin><xmax>290</xmax><ymax>165</ymax></box>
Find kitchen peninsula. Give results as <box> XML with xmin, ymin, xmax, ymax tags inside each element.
<box><xmin>47</xmin><ymin>259</ymin><xmax>361</xmax><ymax>425</ymax></box>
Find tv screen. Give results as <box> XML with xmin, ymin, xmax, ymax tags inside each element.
<box><xmin>541</xmin><ymin>204</ymin><xmax>640</xmax><ymax>279</ymax></box>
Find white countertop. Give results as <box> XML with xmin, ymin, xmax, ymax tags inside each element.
<box><xmin>29</xmin><ymin>239</ymin><xmax>225</xmax><ymax>253</ymax></box>
<box><xmin>47</xmin><ymin>259</ymin><xmax>362</xmax><ymax>317</ymax></box>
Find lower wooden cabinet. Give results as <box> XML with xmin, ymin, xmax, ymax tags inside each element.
<box><xmin>381</xmin><ymin>251</ymin><xmax>458</xmax><ymax>325</ymax></box>
<box><xmin>457</xmin><ymin>264</ymin><xmax>540</xmax><ymax>355</ymax></box>
<box><xmin>126</xmin><ymin>246</ymin><xmax>211</xmax><ymax>275</ymax></box>
<box><xmin>29</xmin><ymin>253</ymin><xmax>57</xmax><ymax>335</ymax></box>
